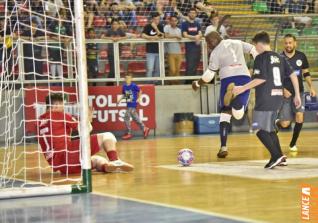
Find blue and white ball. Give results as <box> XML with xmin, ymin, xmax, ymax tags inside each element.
<box><xmin>178</xmin><ymin>148</ymin><xmax>194</xmax><ymax>166</ymax></box>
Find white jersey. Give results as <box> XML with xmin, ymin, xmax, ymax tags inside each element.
<box><xmin>208</xmin><ymin>39</ymin><xmax>253</xmax><ymax>80</ymax></box>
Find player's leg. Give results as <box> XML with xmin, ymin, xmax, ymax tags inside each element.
<box><xmin>253</xmin><ymin>111</ymin><xmax>286</xmax><ymax>169</ymax></box>
<box><xmin>122</xmin><ymin>108</ymin><xmax>133</xmax><ymax>140</ymax></box>
<box><xmin>217</xmin><ymin>111</ymin><xmax>232</xmax><ymax>158</ymax></box>
<box><xmin>277</xmin><ymin>97</ymin><xmax>293</xmax><ymax>129</ymax></box>
<box><xmin>217</xmin><ymin>78</ymin><xmax>233</xmax><ymax>158</ymax></box>
<box><xmin>247</xmin><ymin>90</ymin><xmax>255</xmax><ymax>133</ymax></box>
<box><xmin>289</xmin><ymin>111</ymin><xmax>304</xmax><ymax>152</ymax></box>
<box><xmin>230</xmin><ymin>76</ymin><xmax>251</xmax><ymax>120</ymax></box>
<box><xmin>94</xmin><ymin>133</ymin><xmax>134</xmax><ymax>172</ymax></box>
<box><xmin>130</xmin><ymin>108</ymin><xmax>150</xmax><ymax>139</ymax></box>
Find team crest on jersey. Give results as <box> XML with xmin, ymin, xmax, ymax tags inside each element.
<box><xmin>296</xmin><ymin>59</ymin><xmax>302</xmax><ymax>67</ymax></box>
<box><xmin>270</xmin><ymin>56</ymin><xmax>280</xmax><ymax>64</ymax></box>
<box><xmin>254</xmin><ymin>69</ymin><xmax>260</xmax><ymax>75</ymax></box>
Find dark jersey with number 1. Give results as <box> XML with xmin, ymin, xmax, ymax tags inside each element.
<box><xmin>253</xmin><ymin>51</ymin><xmax>293</xmax><ymax>111</ymax></box>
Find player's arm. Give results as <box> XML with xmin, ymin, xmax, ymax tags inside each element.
<box><xmin>192</xmin><ymin>68</ymin><xmax>216</xmax><ymax>91</ymax></box>
<box><xmin>304</xmin><ymin>68</ymin><xmax>316</xmax><ymax>96</ymax></box>
<box><xmin>240</xmin><ymin>40</ymin><xmax>258</xmax><ymax>59</ymax></box>
<box><xmin>232</xmin><ymin>78</ymin><xmax>266</xmax><ymax>96</ymax></box>
<box><xmin>137</xmin><ymin>90</ymin><xmax>142</xmax><ymax>103</ymax></box>
<box><xmin>117</xmin><ymin>95</ymin><xmax>124</xmax><ymax>103</ymax></box>
<box><xmin>193</xmin><ymin>52</ymin><xmax>219</xmax><ymax>90</ymax></box>
<box><xmin>289</xmin><ymin>72</ymin><xmax>301</xmax><ymax>109</ymax></box>
<box><xmin>233</xmin><ymin>55</ymin><xmax>266</xmax><ymax>95</ymax></box>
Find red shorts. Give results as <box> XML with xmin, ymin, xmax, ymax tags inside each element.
<box><xmin>51</xmin><ymin>134</ymin><xmax>100</xmax><ymax>174</ymax></box>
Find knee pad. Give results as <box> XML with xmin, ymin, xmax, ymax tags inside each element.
<box><xmin>219</xmin><ymin>113</ymin><xmax>232</xmax><ymax>123</ymax></box>
<box><xmin>232</xmin><ymin>106</ymin><xmax>245</xmax><ymax>120</ymax></box>
<box><xmin>100</xmin><ymin>132</ymin><xmax>117</xmax><ymax>143</ymax></box>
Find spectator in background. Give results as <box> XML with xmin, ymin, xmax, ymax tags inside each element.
<box><xmin>45</xmin><ymin>0</ymin><xmax>64</xmax><ymax>17</ymax></box>
<box><xmin>142</xmin><ymin>0</ymin><xmax>157</xmax><ymax>18</ymax></box>
<box><xmin>48</xmin><ymin>12</ymin><xmax>72</xmax><ymax>80</ymax></box>
<box><xmin>164</xmin><ymin>15</ymin><xmax>182</xmax><ymax>84</ymax></box>
<box><xmin>106</xmin><ymin>3</ymin><xmax>125</xmax><ymax>28</ymax></box>
<box><xmin>123</xmin><ymin>9</ymin><xmax>137</xmax><ymax>28</ymax></box>
<box><xmin>177</xmin><ymin>0</ymin><xmax>194</xmax><ymax>16</ymax></box>
<box><xmin>30</xmin><ymin>0</ymin><xmax>45</xmax><ymax>29</ymax></box>
<box><xmin>0</xmin><ymin>18</ymin><xmax>14</xmax><ymax>79</ymax></box>
<box><xmin>102</xmin><ymin>19</ymin><xmax>127</xmax><ymax>79</ymax></box>
<box><xmin>284</xmin><ymin>0</ymin><xmax>312</xmax><ymax>28</ymax></box>
<box><xmin>86</xmin><ymin>28</ymin><xmax>99</xmax><ymax>85</ymax></box>
<box><xmin>205</xmin><ymin>12</ymin><xmax>228</xmax><ymax>38</ymax></box>
<box><xmin>21</xmin><ymin>19</ymin><xmax>45</xmax><ymax>81</ymax></box>
<box><xmin>267</xmin><ymin>0</ymin><xmax>284</xmax><ymax>13</ymax></box>
<box><xmin>142</xmin><ymin>12</ymin><xmax>164</xmax><ymax>78</ymax></box>
<box><xmin>84</xmin><ymin>0</ymin><xmax>100</xmax><ymax>29</ymax></box>
<box><xmin>181</xmin><ymin>8</ymin><xmax>202</xmax><ymax>79</ymax></box>
<box><xmin>195</xmin><ymin>7</ymin><xmax>210</xmax><ymax>32</ymax></box>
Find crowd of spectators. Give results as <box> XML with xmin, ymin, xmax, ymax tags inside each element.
<box><xmin>266</xmin><ymin>0</ymin><xmax>317</xmax><ymax>28</ymax></box>
<box><xmin>0</xmin><ymin>0</ymin><xmax>316</xmax><ymax>84</ymax></box>
<box><xmin>82</xmin><ymin>0</ymin><xmax>229</xmax><ymax>81</ymax></box>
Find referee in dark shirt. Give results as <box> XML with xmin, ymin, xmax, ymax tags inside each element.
<box><xmin>277</xmin><ymin>34</ymin><xmax>316</xmax><ymax>152</ymax></box>
<box><xmin>233</xmin><ymin>31</ymin><xmax>301</xmax><ymax>169</ymax></box>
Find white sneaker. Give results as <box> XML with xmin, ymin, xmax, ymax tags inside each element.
<box><xmin>104</xmin><ymin>160</ymin><xmax>134</xmax><ymax>173</ymax></box>
<box><xmin>289</xmin><ymin>145</ymin><xmax>298</xmax><ymax>152</ymax></box>
<box><xmin>217</xmin><ymin>146</ymin><xmax>228</xmax><ymax>158</ymax></box>
<box><xmin>249</xmin><ymin>129</ymin><xmax>253</xmax><ymax>134</ymax></box>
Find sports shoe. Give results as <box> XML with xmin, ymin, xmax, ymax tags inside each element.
<box><xmin>277</xmin><ymin>157</ymin><xmax>288</xmax><ymax>166</ymax></box>
<box><xmin>121</xmin><ymin>133</ymin><xmax>133</xmax><ymax>140</ymax></box>
<box><xmin>264</xmin><ymin>155</ymin><xmax>286</xmax><ymax>169</ymax></box>
<box><xmin>224</xmin><ymin>83</ymin><xmax>236</xmax><ymax>106</ymax></box>
<box><xmin>217</xmin><ymin>146</ymin><xmax>228</xmax><ymax>158</ymax></box>
<box><xmin>143</xmin><ymin>127</ymin><xmax>150</xmax><ymax>139</ymax></box>
<box><xmin>104</xmin><ymin>159</ymin><xmax>134</xmax><ymax>173</ymax></box>
<box><xmin>289</xmin><ymin>145</ymin><xmax>298</xmax><ymax>152</ymax></box>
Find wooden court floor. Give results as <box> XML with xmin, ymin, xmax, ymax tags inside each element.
<box><xmin>1</xmin><ymin>130</ymin><xmax>317</xmax><ymax>222</ymax></box>
<box><xmin>93</xmin><ymin>130</ymin><xmax>318</xmax><ymax>223</ymax></box>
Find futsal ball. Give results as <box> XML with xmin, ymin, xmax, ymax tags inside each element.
<box><xmin>178</xmin><ymin>148</ymin><xmax>194</xmax><ymax>166</ymax></box>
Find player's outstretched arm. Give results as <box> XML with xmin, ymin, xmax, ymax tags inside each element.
<box><xmin>232</xmin><ymin>78</ymin><xmax>265</xmax><ymax>95</ymax></box>
<box><xmin>117</xmin><ymin>95</ymin><xmax>125</xmax><ymax>104</ymax></box>
<box><xmin>290</xmin><ymin>72</ymin><xmax>302</xmax><ymax>109</ymax></box>
<box><xmin>192</xmin><ymin>69</ymin><xmax>216</xmax><ymax>91</ymax></box>
<box><xmin>303</xmin><ymin>68</ymin><xmax>316</xmax><ymax>97</ymax></box>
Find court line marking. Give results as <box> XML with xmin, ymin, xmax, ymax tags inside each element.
<box><xmin>93</xmin><ymin>191</ymin><xmax>266</xmax><ymax>223</ymax></box>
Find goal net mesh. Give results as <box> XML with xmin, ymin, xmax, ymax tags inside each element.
<box><xmin>0</xmin><ymin>0</ymin><xmax>85</xmax><ymax>193</ymax></box>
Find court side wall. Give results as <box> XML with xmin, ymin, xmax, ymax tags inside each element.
<box><xmin>0</xmin><ymin>82</ymin><xmax>317</xmax><ymax>141</ymax></box>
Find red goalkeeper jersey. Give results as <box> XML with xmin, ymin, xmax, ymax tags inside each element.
<box><xmin>38</xmin><ymin>111</ymin><xmax>78</xmax><ymax>161</ymax></box>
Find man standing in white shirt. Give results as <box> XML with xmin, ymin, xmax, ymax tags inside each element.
<box><xmin>205</xmin><ymin>12</ymin><xmax>228</xmax><ymax>38</ymax></box>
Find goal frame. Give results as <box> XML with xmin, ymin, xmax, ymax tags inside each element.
<box><xmin>0</xmin><ymin>0</ymin><xmax>92</xmax><ymax>199</ymax></box>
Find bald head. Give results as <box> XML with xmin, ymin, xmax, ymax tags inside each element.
<box><xmin>205</xmin><ymin>31</ymin><xmax>223</xmax><ymax>51</ymax></box>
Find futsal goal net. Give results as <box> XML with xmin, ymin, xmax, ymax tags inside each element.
<box><xmin>0</xmin><ymin>0</ymin><xmax>92</xmax><ymax>199</ymax></box>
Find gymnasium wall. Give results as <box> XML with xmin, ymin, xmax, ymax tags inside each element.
<box><xmin>0</xmin><ymin>82</ymin><xmax>318</xmax><ymax>142</ymax></box>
